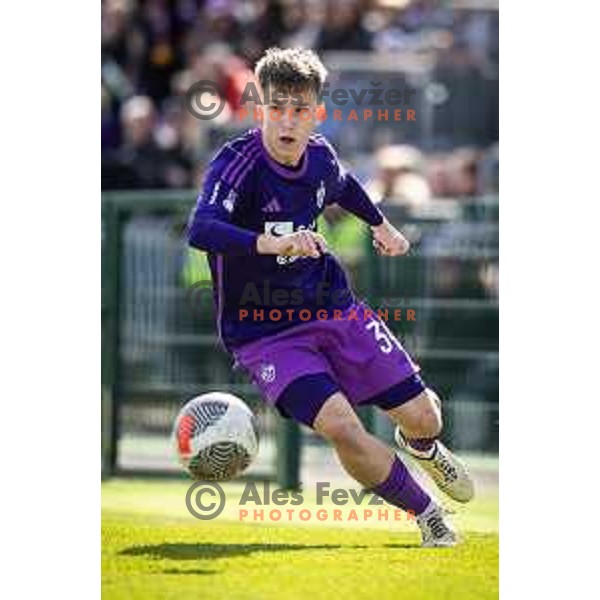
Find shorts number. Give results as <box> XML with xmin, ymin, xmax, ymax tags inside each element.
<box><xmin>365</xmin><ymin>320</ymin><xmax>401</xmax><ymax>355</ymax></box>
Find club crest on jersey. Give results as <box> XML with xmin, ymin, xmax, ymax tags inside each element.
<box><xmin>316</xmin><ymin>180</ymin><xmax>326</xmax><ymax>209</ymax></box>
<box><xmin>260</xmin><ymin>363</ymin><xmax>276</xmax><ymax>383</ymax></box>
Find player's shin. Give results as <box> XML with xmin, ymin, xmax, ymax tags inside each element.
<box><xmin>370</xmin><ymin>455</ymin><xmax>458</xmax><ymax>547</ymax></box>
<box><xmin>370</xmin><ymin>455</ymin><xmax>431</xmax><ymax>516</ymax></box>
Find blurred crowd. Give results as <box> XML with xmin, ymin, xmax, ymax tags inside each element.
<box><xmin>365</xmin><ymin>142</ymin><xmax>498</xmax><ymax>206</ymax></box>
<box><xmin>102</xmin><ymin>0</ymin><xmax>498</xmax><ymax>193</ymax></box>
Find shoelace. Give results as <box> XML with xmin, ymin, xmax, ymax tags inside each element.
<box><xmin>432</xmin><ymin>450</ymin><xmax>458</xmax><ymax>482</ymax></box>
<box><xmin>424</xmin><ymin>513</ymin><xmax>451</xmax><ymax>539</ymax></box>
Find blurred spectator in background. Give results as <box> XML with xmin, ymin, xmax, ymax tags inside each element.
<box><xmin>445</xmin><ymin>147</ymin><xmax>480</xmax><ymax>197</ymax></box>
<box><xmin>102</xmin><ymin>95</ymin><xmax>194</xmax><ymax>189</ymax></box>
<box><xmin>370</xmin><ymin>0</ymin><xmax>453</xmax><ymax>53</ymax></box>
<box><xmin>453</xmin><ymin>5</ymin><xmax>498</xmax><ymax>71</ymax></box>
<box><xmin>367</xmin><ymin>144</ymin><xmax>431</xmax><ymax>210</ymax></box>
<box><xmin>317</xmin><ymin>0</ymin><xmax>372</xmax><ymax>51</ymax></box>
<box><xmin>102</xmin><ymin>84</ymin><xmax>121</xmax><ymax>151</ymax></box>
<box><xmin>279</xmin><ymin>0</ymin><xmax>323</xmax><ymax>49</ymax></box>
<box><xmin>192</xmin><ymin>0</ymin><xmax>245</xmax><ymax>56</ymax></box>
<box><xmin>425</xmin><ymin>146</ymin><xmax>498</xmax><ymax>198</ymax></box>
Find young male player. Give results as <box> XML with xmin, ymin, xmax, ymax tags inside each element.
<box><xmin>187</xmin><ymin>47</ymin><xmax>474</xmax><ymax>546</ymax></box>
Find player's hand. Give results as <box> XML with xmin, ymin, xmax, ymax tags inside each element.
<box><xmin>371</xmin><ymin>219</ymin><xmax>410</xmax><ymax>256</ymax></box>
<box><xmin>257</xmin><ymin>231</ymin><xmax>328</xmax><ymax>257</ymax></box>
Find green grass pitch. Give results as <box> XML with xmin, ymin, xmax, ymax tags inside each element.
<box><xmin>102</xmin><ymin>477</ymin><xmax>498</xmax><ymax>600</ymax></box>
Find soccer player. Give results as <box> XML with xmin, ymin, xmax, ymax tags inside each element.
<box><xmin>187</xmin><ymin>47</ymin><xmax>474</xmax><ymax>547</ymax></box>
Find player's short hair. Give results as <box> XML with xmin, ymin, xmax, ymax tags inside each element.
<box><xmin>254</xmin><ymin>47</ymin><xmax>328</xmax><ymax>99</ymax></box>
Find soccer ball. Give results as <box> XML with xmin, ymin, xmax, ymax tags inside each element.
<box><xmin>173</xmin><ymin>392</ymin><xmax>259</xmax><ymax>481</ymax></box>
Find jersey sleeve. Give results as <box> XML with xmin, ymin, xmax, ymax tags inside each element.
<box><xmin>186</xmin><ymin>150</ymin><xmax>259</xmax><ymax>255</ymax></box>
<box><xmin>324</xmin><ymin>141</ymin><xmax>384</xmax><ymax>227</ymax></box>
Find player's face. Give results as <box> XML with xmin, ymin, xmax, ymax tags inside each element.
<box><xmin>261</xmin><ymin>88</ymin><xmax>321</xmax><ymax>166</ymax></box>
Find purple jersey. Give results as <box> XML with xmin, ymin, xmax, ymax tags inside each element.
<box><xmin>187</xmin><ymin>128</ymin><xmax>383</xmax><ymax>350</ymax></box>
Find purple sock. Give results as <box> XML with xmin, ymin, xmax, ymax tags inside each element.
<box><xmin>372</xmin><ymin>456</ymin><xmax>431</xmax><ymax>516</ymax></box>
<box><xmin>407</xmin><ymin>437</ymin><xmax>436</xmax><ymax>454</ymax></box>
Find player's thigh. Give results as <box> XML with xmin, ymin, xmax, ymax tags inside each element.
<box><xmin>234</xmin><ymin>331</ymin><xmax>333</xmax><ymax>420</ymax></box>
<box><xmin>275</xmin><ymin>372</ymin><xmax>341</xmax><ymax>428</ymax></box>
<box><xmin>324</xmin><ymin>304</ymin><xmax>420</xmax><ymax>405</ymax></box>
<box><xmin>386</xmin><ymin>388</ymin><xmax>442</xmax><ymax>438</ymax></box>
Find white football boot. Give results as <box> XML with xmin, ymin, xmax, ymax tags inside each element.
<box><xmin>394</xmin><ymin>427</ymin><xmax>474</xmax><ymax>503</ymax></box>
<box><xmin>416</xmin><ymin>501</ymin><xmax>458</xmax><ymax>548</ymax></box>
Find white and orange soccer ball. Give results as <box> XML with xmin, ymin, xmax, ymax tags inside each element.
<box><xmin>173</xmin><ymin>392</ymin><xmax>259</xmax><ymax>481</ymax></box>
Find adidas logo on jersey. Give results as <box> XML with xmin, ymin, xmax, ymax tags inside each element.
<box><xmin>262</xmin><ymin>198</ymin><xmax>282</xmax><ymax>213</ymax></box>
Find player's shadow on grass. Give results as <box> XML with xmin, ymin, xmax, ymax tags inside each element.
<box><xmin>121</xmin><ymin>542</ymin><xmax>345</xmax><ymax>561</ymax></box>
<box><xmin>383</xmin><ymin>543</ymin><xmax>426</xmax><ymax>550</ymax></box>
<box><xmin>159</xmin><ymin>568</ymin><xmax>218</xmax><ymax>576</ymax></box>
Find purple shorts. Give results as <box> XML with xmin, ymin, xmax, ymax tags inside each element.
<box><xmin>233</xmin><ymin>303</ymin><xmax>425</xmax><ymax>427</ymax></box>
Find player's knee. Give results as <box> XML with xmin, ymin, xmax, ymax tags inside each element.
<box><xmin>419</xmin><ymin>410</ymin><xmax>442</xmax><ymax>438</ymax></box>
<box><xmin>417</xmin><ymin>406</ymin><xmax>442</xmax><ymax>438</ymax></box>
<box><xmin>414</xmin><ymin>391</ymin><xmax>443</xmax><ymax>437</ymax></box>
